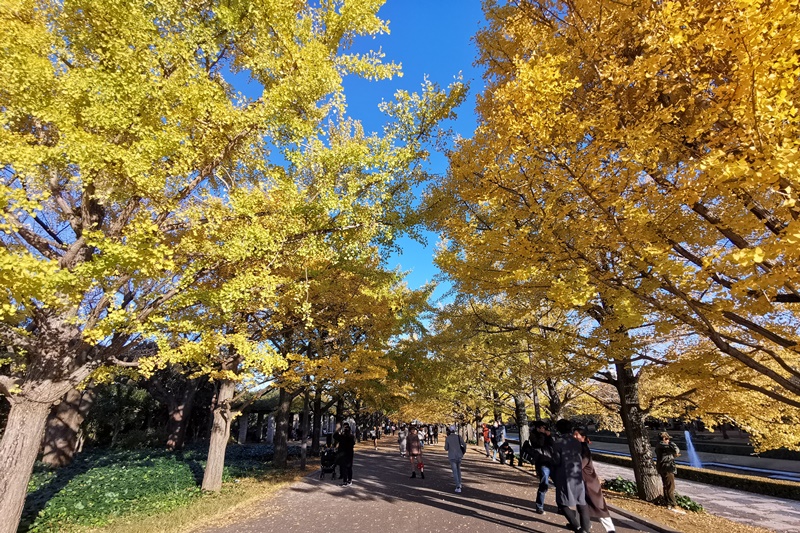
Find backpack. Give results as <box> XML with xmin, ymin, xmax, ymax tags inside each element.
<box><xmin>520</xmin><ymin>440</ymin><xmax>536</xmax><ymax>464</ymax></box>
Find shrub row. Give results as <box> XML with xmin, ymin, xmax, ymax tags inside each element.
<box><xmin>593</xmin><ymin>453</ymin><xmax>800</xmax><ymax>501</ymax></box>
<box><xmin>589</xmin><ymin>434</ymin><xmax>800</xmax><ymax>460</ymax></box>
<box><xmin>602</xmin><ymin>476</ymin><xmax>704</xmax><ymax>512</ymax></box>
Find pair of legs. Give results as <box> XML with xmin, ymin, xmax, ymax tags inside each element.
<box><xmin>559</xmin><ymin>504</ymin><xmax>591</xmax><ymax>532</ymax></box>
<box><xmin>483</xmin><ymin>438</ymin><xmax>491</xmax><ymax>456</ymax></box>
<box><xmin>491</xmin><ymin>439</ymin><xmax>498</xmax><ymax>460</ymax></box>
<box><xmin>500</xmin><ymin>450</ymin><xmax>514</xmax><ymax>465</ymax></box>
<box><xmin>534</xmin><ymin>464</ymin><xmax>551</xmax><ymax>512</ymax></box>
<box><xmin>399</xmin><ymin>443</ymin><xmax>406</xmax><ymax>456</ymax></box>
<box><xmin>409</xmin><ymin>453</ymin><xmax>424</xmax><ymax>477</ymax></box>
<box><xmin>449</xmin><ymin>459</ymin><xmax>462</xmax><ymax>490</ymax></box>
<box><xmin>340</xmin><ymin>461</ymin><xmax>353</xmax><ymax>484</ymax></box>
<box><xmin>661</xmin><ymin>471</ymin><xmax>677</xmax><ymax>506</ymax></box>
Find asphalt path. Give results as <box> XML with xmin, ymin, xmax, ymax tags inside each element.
<box><xmin>198</xmin><ymin>439</ymin><xmax>650</xmax><ymax>533</ymax></box>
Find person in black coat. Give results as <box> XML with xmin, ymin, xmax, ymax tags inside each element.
<box><xmin>530</xmin><ymin>420</ymin><xmax>555</xmax><ymax>514</ymax></box>
<box><xmin>552</xmin><ymin>419</ymin><xmax>591</xmax><ymax>532</ymax></box>
<box><xmin>337</xmin><ymin>423</ymin><xmax>356</xmax><ymax>486</ymax></box>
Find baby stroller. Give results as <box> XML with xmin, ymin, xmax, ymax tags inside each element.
<box><xmin>320</xmin><ymin>447</ymin><xmax>337</xmax><ymax>479</ymax></box>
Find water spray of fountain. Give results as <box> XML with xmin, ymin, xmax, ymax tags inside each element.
<box><xmin>684</xmin><ymin>430</ymin><xmax>703</xmax><ymax>468</ymax></box>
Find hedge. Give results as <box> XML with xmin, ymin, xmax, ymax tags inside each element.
<box><xmin>589</xmin><ymin>434</ymin><xmax>800</xmax><ymax>461</ymax></box>
<box><xmin>593</xmin><ymin>452</ymin><xmax>800</xmax><ymax>501</ymax></box>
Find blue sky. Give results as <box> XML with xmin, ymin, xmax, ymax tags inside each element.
<box><xmin>231</xmin><ymin>1</ymin><xmax>486</xmax><ymax>300</ymax></box>
<box><xmin>343</xmin><ymin>0</ymin><xmax>486</xmax><ymax>301</ymax></box>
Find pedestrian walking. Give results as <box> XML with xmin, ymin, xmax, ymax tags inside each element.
<box><xmin>531</xmin><ymin>420</ymin><xmax>555</xmax><ymax>514</ymax></box>
<box><xmin>655</xmin><ymin>432</ymin><xmax>685</xmax><ymax>513</ymax></box>
<box><xmin>338</xmin><ymin>423</ymin><xmax>356</xmax><ymax>486</ymax></box>
<box><xmin>444</xmin><ymin>425</ymin><xmax>466</xmax><ymax>493</ymax></box>
<box><xmin>574</xmin><ymin>428</ymin><xmax>616</xmax><ymax>532</ymax></box>
<box><xmin>482</xmin><ymin>423</ymin><xmax>492</xmax><ymax>457</ymax></box>
<box><xmin>490</xmin><ymin>421</ymin><xmax>499</xmax><ymax>461</ymax></box>
<box><xmin>552</xmin><ymin>419</ymin><xmax>591</xmax><ymax>532</ymax></box>
<box><xmin>397</xmin><ymin>425</ymin><xmax>408</xmax><ymax>457</ymax></box>
<box><xmin>372</xmin><ymin>426</ymin><xmax>379</xmax><ymax>450</ymax></box>
<box><xmin>406</xmin><ymin>426</ymin><xmax>425</xmax><ymax>479</ymax></box>
<box><xmin>433</xmin><ymin>425</ymin><xmax>439</xmax><ymax>444</ymax></box>
<box><xmin>332</xmin><ymin>422</ymin><xmax>343</xmax><ymax>479</ymax></box>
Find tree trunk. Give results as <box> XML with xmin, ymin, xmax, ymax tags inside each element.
<box><xmin>492</xmin><ymin>390</ymin><xmax>501</xmax><ymax>422</ymax></box>
<box><xmin>335</xmin><ymin>396</ymin><xmax>344</xmax><ymax>423</ymax></box>
<box><xmin>273</xmin><ymin>387</ymin><xmax>291</xmax><ymax>468</ymax></box>
<box><xmin>300</xmin><ymin>388</ymin><xmax>310</xmax><ymax>470</ymax></box>
<box><xmin>514</xmin><ymin>393</ymin><xmax>530</xmax><ymax>445</ymax></box>
<box><xmin>615</xmin><ymin>362</ymin><xmax>661</xmax><ymax>501</ymax></box>
<box><xmin>201</xmin><ymin>379</ymin><xmax>235</xmax><ymax>492</ymax></box>
<box><xmin>165</xmin><ymin>378</ymin><xmax>201</xmax><ymax>451</ymax></box>
<box><xmin>238</xmin><ymin>412</ymin><xmax>249</xmax><ymax>444</ymax></box>
<box><xmin>0</xmin><ymin>398</ymin><xmax>53</xmax><ymax>533</ymax></box>
<box><xmin>532</xmin><ymin>385</ymin><xmax>541</xmax><ymax>421</ymax></box>
<box><xmin>311</xmin><ymin>388</ymin><xmax>322</xmax><ymax>455</ymax></box>
<box><xmin>545</xmin><ymin>378</ymin><xmax>563</xmax><ymax>421</ymax></box>
<box><xmin>256</xmin><ymin>412</ymin><xmax>264</xmax><ymax>442</ymax></box>
<box><xmin>41</xmin><ymin>386</ymin><xmax>97</xmax><ymax>467</ymax></box>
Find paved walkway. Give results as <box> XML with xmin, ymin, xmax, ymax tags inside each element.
<box><xmin>199</xmin><ymin>440</ymin><xmax>651</xmax><ymax>533</ymax></box>
<box><xmin>593</xmin><ymin>459</ymin><xmax>800</xmax><ymax>532</ymax></box>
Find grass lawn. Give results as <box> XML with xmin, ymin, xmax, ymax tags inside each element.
<box><xmin>21</xmin><ymin>445</ymin><xmax>306</xmax><ymax>533</ymax></box>
<box><xmin>606</xmin><ymin>493</ymin><xmax>774</xmax><ymax>533</ymax></box>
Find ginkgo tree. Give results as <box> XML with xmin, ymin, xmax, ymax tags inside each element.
<box><xmin>428</xmin><ymin>0</ymin><xmax>800</xmax><ymax>500</ymax></box>
<box><xmin>469</xmin><ymin>0</ymin><xmax>800</xmax><ymax>406</ymax></box>
<box><xmin>0</xmin><ymin>0</ymin><xmax>466</xmax><ymax>528</ymax></box>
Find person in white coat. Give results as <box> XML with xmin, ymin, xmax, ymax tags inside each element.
<box><xmin>444</xmin><ymin>425</ymin><xmax>466</xmax><ymax>493</ymax></box>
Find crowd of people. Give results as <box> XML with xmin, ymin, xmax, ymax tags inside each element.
<box><xmin>322</xmin><ymin>417</ymin><xmax>685</xmax><ymax>532</ymax></box>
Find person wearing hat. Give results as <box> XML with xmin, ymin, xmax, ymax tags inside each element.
<box><xmin>655</xmin><ymin>432</ymin><xmax>683</xmax><ymax>511</ymax></box>
<box><xmin>444</xmin><ymin>425</ymin><xmax>466</xmax><ymax>493</ymax></box>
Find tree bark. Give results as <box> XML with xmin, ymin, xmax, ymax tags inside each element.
<box><xmin>545</xmin><ymin>378</ymin><xmax>563</xmax><ymax>421</ymax></box>
<box><xmin>256</xmin><ymin>412</ymin><xmax>264</xmax><ymax>442</ymax></box>
<box><xmin>311</xmin><ymin>387</ymin><xmax>322</xmax><ymax>455</ymax></box>
<box><xmin>0</xmin><ymin>397</ymin><xmax>53</xmax><ymax>533</ymax></box>
<box><xmin>335</xmin><ymin>396</ymin><xmax>344</xmax><ymax>423</ymax></box>
<box><xmin>300</xmin><ymin>388</ymin><xmax>310</xmax><ymax>470</ymax></box>
<box><xmin>492</xmin><ymin>390</ymin><xmax>501</xmax><ymax>422</ymax></box>
<box><xmin>615</xmin><ymin>362</ymin><xmax>661</xmax><ymax>501</ymax></box>
<box><xmin>273</xmin><ymin>387</ymin><xmax>291</xmax><ymax>468</ymax></box>
<box><xmin>201</xmin><ymin>379</ymin><xmax>235</xmax><ymax>492</ymax></box>
<box><xmin>165</xmin><ymin>378</ymin><xmax>201</xmax><ymax>451</ymax></box>
<box><xmin>238</xmin><ymin>412</ymin><xmax>249</xmax><ymax>444</ymax></box>
<box><xmin>514</xmin><ymin>393</ymin><xmax>530</xmax><ymax>444</ymax></box>
<box><xmin>532</xmin><ymin>385</ymin><xmax>542</xmax><ymax>421</ymax></box>
<box><xmin>41</xmin><ymin>386</ymin><xmax>97</xmax><ymax>467</ymax></box>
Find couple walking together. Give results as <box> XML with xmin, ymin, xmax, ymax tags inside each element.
<box><xmin>529</xmin><ymin>419</ymin><xmax>615</xmax><ymax>533</ymax></box>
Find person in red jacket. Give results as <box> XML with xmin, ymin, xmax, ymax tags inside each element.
<box><xmin>482</xmin><ymin>423</ymin><xmax>492</xmax><ymax>457</ymax></box>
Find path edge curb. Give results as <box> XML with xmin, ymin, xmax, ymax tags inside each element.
<box><xmin>606</xmin><ymin>503</ymin><xmax>682</xmax><ymax>533</ymax></box>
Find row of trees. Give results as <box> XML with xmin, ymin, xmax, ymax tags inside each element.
<box><xmin>412</xmin><ymin>0</ymin><xmax>800</xmax><ymax>502</ymax></box>
<box><xmin>0</xmin><ymin>1</ymin><xmax>464</xmax><ymax>531</ymax></box>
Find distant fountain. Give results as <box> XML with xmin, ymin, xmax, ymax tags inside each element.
<box><xmin>684</xmin><ymin>430</ymin><xmax>703</xmax><ymax>468</ymax></box>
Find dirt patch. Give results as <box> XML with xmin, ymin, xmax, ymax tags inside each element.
<box><xmin>606</xmin><ymin>493</ymin><xmax>775</xmax><ymax>533</ymax></box>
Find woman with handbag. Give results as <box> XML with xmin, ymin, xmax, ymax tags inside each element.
<box><xmin>444</xmin><ymin>425</ymin><xmax>466</xmax><ymax>493</ymax></box>
<box><xmin>574</xmin><ymin>427</ymin><xmax>615</xmax><ymax>532</ymax></box>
